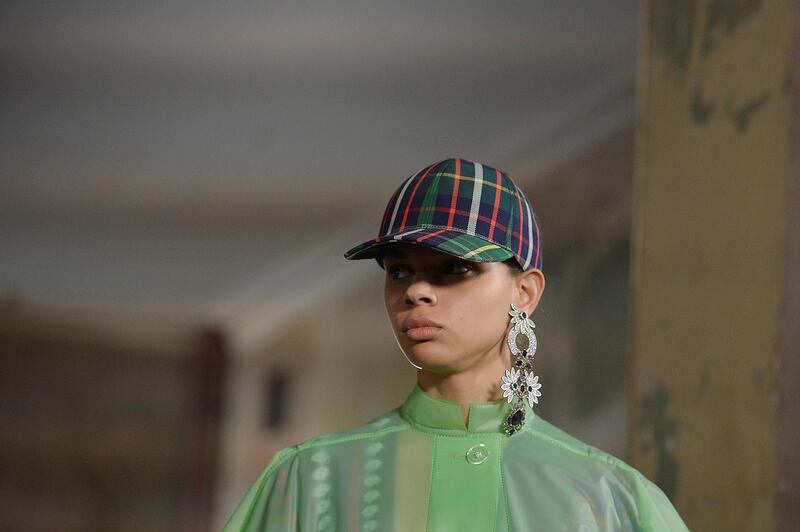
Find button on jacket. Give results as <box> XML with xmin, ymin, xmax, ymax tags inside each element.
<box><xmin>224</xmin><ymin>384</ymin><xmax>688</xmax><ymax>531</ymax></box>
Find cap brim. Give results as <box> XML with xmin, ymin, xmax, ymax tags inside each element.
<box><xmin>344</xmin><ymin>227</ymin><xmax>515</xmax><ymax>264</ymax></box>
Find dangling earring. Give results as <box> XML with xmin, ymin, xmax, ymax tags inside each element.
<box><xmin>501</xmin><ymin>303</ymin><xmax>542</xmax><ymax>436</ymax></box>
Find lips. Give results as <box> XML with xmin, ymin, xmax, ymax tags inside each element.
<box><xmin>403</xmin><ymin>316</ymin><xmax>443</xmax><ymax>331</ymax></box>
<box><xmin>402</xmin><ymin>316</ymin><xmax>443</xmax><ymax>341</ymax></box>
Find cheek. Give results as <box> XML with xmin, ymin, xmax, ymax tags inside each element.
<box><xmin>449</xmin><ymin>287</ymin><xmax>510</xmax><ymax>341</ymax></box>
<box><xmin>384</xmin><ymin>285</ymin><xmax>406</xmax><ymax>332</ymax></box>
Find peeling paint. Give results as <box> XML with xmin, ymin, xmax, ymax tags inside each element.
<box><xmin>701</xmin><ymin>0</ymin><xmax>763</xmax><ymax>57</ymax></box>
<box><xmin>690</xmin><ymin>84</ymin><xmax>715</xmax><ymax>124</ymax></box>
<box><xmin>651</xmin><ymin>0</ymin><xmax>770</xmax><ymax>132</ymax></box>
<box><xmin>652</xmin><ymin>0</ymin><xmax>764</xmax><ymax>79</ymax></box>
<box><xmin>650</xmin><ymin>0</ymin><xmax>699</xmax><ymax>79</ymax></box>
<box><xmin>725</xmin><ymin>93</ymin><xmax>771</xmax><ymax>132</ymax></box>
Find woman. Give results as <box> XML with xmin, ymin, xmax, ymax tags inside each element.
<box><xmin>223</xmin><ymin>158</ymin><xmax>688</xmax><ymax>531</ymax></box>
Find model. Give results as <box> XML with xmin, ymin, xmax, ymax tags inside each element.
<box><xmin>223</xmin><ymin>158</ymin><xmax>689</xmax><ymax>531</ymax></box>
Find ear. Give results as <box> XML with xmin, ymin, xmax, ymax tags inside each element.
<box><xmin>514</xmin><ymin>268</ymin><xmax>545</xmax><ymax>315</ymax></box>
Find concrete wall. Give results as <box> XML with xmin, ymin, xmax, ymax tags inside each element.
<box><xmin>631</xmin><ymin>1</ymin><xmax>797</xmax><ymax>530</ymax></box>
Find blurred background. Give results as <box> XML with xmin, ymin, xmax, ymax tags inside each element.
<box><xmin>1</xmin><ymin>1</ymin><xmax>797</xmax><ymax>531</ymax></box>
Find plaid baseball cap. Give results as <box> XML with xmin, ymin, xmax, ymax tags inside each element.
<box><xmin>343</xmin><ymin>157</ymin><xmax>542</xmax><ymax>271</ymax></box>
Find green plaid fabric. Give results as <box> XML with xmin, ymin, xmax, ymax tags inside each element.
<box><xmin>344</xmin><ymin>158</ymin><xmax>542</xmax><ymax>271</ymax></box>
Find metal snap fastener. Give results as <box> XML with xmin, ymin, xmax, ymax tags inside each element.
<box><xmin>465</xmin><ymin>443</ymin><xmax>489</xmax><ymax>465</ymax></box>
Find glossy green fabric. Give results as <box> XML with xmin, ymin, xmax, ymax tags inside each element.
<box><xmin>224</xmin><ymin>384</ymin><xmax>688</xmax><ymax>531</ymax></box>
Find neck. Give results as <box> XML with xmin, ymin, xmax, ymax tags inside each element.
<box><xmin>417</xmin><ymin>346</ymin><xmax>509</xmax><ymax>424</ymax></box>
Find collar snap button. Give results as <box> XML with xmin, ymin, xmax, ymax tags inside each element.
<box><xmin>465</xmin><ymin>443</ymin><xmax>489</xmax><ymax>465</ymax></box>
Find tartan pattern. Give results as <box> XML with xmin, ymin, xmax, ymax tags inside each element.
<box><xmin>344</xmin><ymin>158</ymin><xmax>542</xmax><ymax>271</ymax></box>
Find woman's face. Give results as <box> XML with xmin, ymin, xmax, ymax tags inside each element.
<box><xmin>382</xmin><ymin>243</ymin><xmax>520</xmax><ymax>374</ymax></box>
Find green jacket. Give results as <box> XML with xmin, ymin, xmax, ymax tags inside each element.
<box><xmin>224</xmin><ymin>384</ymin><xmax>688</xmax><ymax>531</ymax></box>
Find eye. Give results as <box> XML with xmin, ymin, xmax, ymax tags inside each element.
<box><xmin>446</xmin><ymin>261</ymin><xmax>472</xmax><ymax>275</ymax></box>
<box><xmin>385</xmin><ymin>260</ymin><xmax>472</xmax><ymax>280</ymax></box>
<box><xmin>386</xmin><ymin>264</ymin><xmax>411</xmax><ymax>280</ymax></box>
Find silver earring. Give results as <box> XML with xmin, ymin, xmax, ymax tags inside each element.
<box><xmin>501</xmin><ymin>303</ymin><xmax>542</xmax><ymax>436</ymax></box>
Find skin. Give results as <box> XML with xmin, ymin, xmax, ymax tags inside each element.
<box><xmin>380</xmin><ymin>242</ymin><xmax>545</xmax><ymax>425</ymax></box>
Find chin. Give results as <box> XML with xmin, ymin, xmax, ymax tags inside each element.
<box><xmin>404</xmin><ymin>342</ymin><xmax>463</xmax><ymax>371</ymax></box>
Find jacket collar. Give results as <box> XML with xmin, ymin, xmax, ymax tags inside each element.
<box><xmin>400</xmin><ymin>383</ymin><xmax>535</xmax><ymax>435</ymax></box>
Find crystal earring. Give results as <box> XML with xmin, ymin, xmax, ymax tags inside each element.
<box><xmin>501</xmin><ymin>303</ymin><xmax>542</xmax><ymax>436</ymax></box>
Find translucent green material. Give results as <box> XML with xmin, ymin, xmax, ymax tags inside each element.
<box><xmin>224</xmin><ymin>384</ymin><xmax>688</xmax><ymax>531</ymax></box>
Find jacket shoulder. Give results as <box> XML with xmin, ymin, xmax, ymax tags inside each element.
<box><xmin>522</xmin><ymin>415</ymin><xmax>642</xmax><ymax>477</ymax></box>
<box><xmin>511</xmin><ymin>417</ymin><xmax>688</xmax><ymax>531</ymax></box>
<box><xmin>247</xmin><ymin>407</ymin><xmax>409</xmax><ymax>487</ymax></box>
<box><xmin>292</xmin><ymin>407</ymin><xmax>408</xmax><ymax>453</ymax></box>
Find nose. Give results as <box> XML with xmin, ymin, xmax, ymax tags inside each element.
<box><xmin>404</xmin><ymin>277</ymin><xmax>437</xmax><ymax>306</ymax></box>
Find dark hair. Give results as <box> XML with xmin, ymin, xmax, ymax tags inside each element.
<box><xmin>503</xmin><ymin>257</ymin><xmax>524</xmax><ymax>273</ymax></box>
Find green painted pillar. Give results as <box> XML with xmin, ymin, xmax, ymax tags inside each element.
<box><xmin>630</xmin><ymin>1</ymin><xmax>799</xmax><ymax>531</ymax></box>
